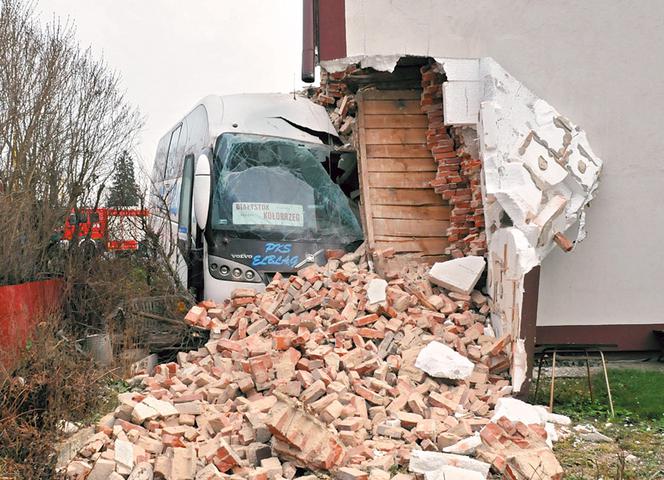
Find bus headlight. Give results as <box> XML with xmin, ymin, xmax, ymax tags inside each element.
<box><xmin>208</xmin><ymin>254</ymin><xmax>263</xmax><ymax>283</ymax></box>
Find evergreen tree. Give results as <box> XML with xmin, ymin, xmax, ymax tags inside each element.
<box><xmin>107</xmin><ymin>150</ymin><xmax>140</xmax><ymax>207</ymax></box>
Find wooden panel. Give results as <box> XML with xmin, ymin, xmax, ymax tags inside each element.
<box><xmin>364</xmin><ymin>128</ymin><xmax>427</xmax><ymax>145</ymax></box>
<box><xmin>366</xmin><ymin>157</ymin><xmax>436</xmax><ymax>173</ymax></box>
<box><xmin>373</xmin><ymin>219</ymin><xmax>450</xmax><ymax>237</ymax></box>
<box><xmin>367</xmin><ymin>172</ymin><xmax>434</xmax><ymax>189</ymax></box>
<box><xmin>366</xmin><ymin>144</ymin><xmax>431</xmax><ymax>158</ymax></box>
<box><xmin>362</xmin><ymin>99</ymin><xmax>422</xmax><ymax>115</ymax></box>
<box><xmin>361</xmin><ymin>89</ymin><xmax>421</xmax><ymax>100</ymax></box>
<box><xmin>364</xmin><ymin>114</ymin><xmax>428</xmax><ymax>129</ymax></box>
<box><xmin>357</xmin><ymin>89</ymin><xmax>448</xmax><ymax>257</ymax></box>
<box><xmin>372</xmin><ymin>205</ymin><xmax>450</xmax><ymax>220</ymax></box>
<box><xmin>370</xmin><ymin>188</ymin><xmax>442</xmax><ymax>206</ymax></box>
<box><xmin>375</xmin><ymin>237</ymin><xmax>449</xmax><ymax>254</ymax></box>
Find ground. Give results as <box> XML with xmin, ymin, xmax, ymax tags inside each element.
<box><xmin>530</xmin><ymin>364</ymin><xmax>664</xmax><ymax>479</ymax></box>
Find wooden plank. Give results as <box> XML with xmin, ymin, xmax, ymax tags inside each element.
<box><xmin>368</xmin><ymin>172</ymin><xmax>434</xmax><ymax>189</ymax></box>
<box><xmin>348</xmin><ymin>71</ymin><xmax>422</xmax><ymax>90</ymax></box>
<box><xmin>362</xmin><ymin>99</ymin><xmax>422</xmax><ymax>115</ymax></box>
<box><xmin>372</xmin><ymin>205</ymin><xmax>450</xmax><ymax>220</ymax></box>
<box><xmin>364</xmin><ymin>114</ymin><xmax>428</xmax><ymax>129</ymax></box>
<box><xmin>373</xmin><ymin>219</ymin><xmax>450</xmax><ymax>237</ymax></box>
<box><xmin>364</xmin><ymin>128</ymin><xmax>427</xmax><ymax>145</ymax></box>
<box><xmin>356</xmin><ymin>93</ymin><xmax>377</xmax><ymax>250</ymax></box>
<box><xmin>366</xmin><ymin>144</ymin><xmax>431</xmax><ymax>158</ymax></box>
<box><xmin>366</xmin><ymin>157</ymin><xmax>436</xmax><ymax>173</ymax></box>
<box><xmin>370</xmin><ymin>188</ymin><xmax>443</xmax><ymax>206</ymax></box>
<box><xmin>361</xmin><ymin>89</ymin><xmax>421</xmax><ymax>100</ymax></box>
<box><xmin>375</xmin><ymin>237</ymin><xmax>449</xmax><ymax>254</ymax></box>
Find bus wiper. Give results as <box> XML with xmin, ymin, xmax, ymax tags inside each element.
<box><xmin>293</xmin><ymin>249</ymin><xmax>324</xmax><ymax>269</ymax></box>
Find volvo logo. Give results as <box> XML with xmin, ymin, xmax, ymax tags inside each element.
<box><xmin>230</xmin><ymin>253</ymin><xmax>253</xmax><ymax>259</ymax></box>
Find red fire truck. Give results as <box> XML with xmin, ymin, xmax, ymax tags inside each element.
<box><xmin>62</xmin><ymin>208</ymin><xmax>150</xmax><ymax>252</ymax></box>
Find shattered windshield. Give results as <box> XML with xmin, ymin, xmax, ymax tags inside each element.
<box><xmin>211</xmin><ymin>133</ymin><xmax>363</xmax><ymax>244</ymax></box>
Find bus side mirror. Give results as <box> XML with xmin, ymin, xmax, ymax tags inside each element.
<box><xmin>193</xmin><ymin>153</ymin><xmax>211</xmax><ymax>231</ymax></box>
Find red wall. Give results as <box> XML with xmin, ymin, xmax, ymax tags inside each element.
<box><xmin>0</xmin><ymin>278</ymin><xmax>63</xmax><ymax>367</ymax></box>
<box><xmin>537</xmin><ymin>324</ymin><xmax>664</xmax><ymax>352</ymax></box>
<box><xmin>318</xmin><ymin>0</ymin><xmax>346</xmax><ymax>61</ymax></box>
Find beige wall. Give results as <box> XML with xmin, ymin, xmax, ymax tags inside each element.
<box><xmin>344</xmin><ymin>0</ymin><xmax>664</xmax><ymax>326</ymax></box>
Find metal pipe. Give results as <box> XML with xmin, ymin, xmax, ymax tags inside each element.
<box><xmin>534</xmin><ymin>351</ymin><xmax>545</xmax><ymax>403</ymax></box>
<box><xmin>584</xmin><ymin>350</ymin><xmax>594</xmax><ymax>402</ymax></box>
<box><xmin>549</xmin><ymin>350</ymin><xmax>557</xmax><ymax>411</ymax></box>
<box><xmin>301</xmin><ymin>0</ymin><xmax>316</xmax><ymax>83</ymax></box>
<box><xmin>599</xmin><ymin>351</ymin><xmax>615</xmax><ymax>417</ymax></box>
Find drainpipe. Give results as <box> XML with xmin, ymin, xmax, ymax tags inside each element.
<box><xmin>302</xmin><ymin>0</ymin><xmax>316</xmax><ymax>83</ymax></box>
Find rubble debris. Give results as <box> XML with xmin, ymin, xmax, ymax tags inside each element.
<box><xmin>409</xmin><ymin>450</ymin><xmax>490</xmax><ymax>477</ymax></box>
<box><xmin>415</xmin><ymin>341</ymin><xmax>474</xmax><ymax>380</ymax></box>
<box><xmin>425</xmin><ymin>465</ymin><xmax>485</xmax><ymax>480</ymax></box>
<box><xmin>131</xmin><ymin>353</ymin><xmax>159</xmax><ymax>377</ymax></box>
<box><xmin>510</xmin><ymin>339</ymin><xmax>527</xmax><ymax>393</ymax></box>
<box><xmin>64</xmin><ymin>249</ymin><xmax>564</xmax><ymax>479</ymax></box>
<box><xmin>553</xmin><ymin>232</ymin><xmax>574</xmax><ymax>252</ymax></box>
<box><xmin>87</xmin><ymin>458</ymin><xmax>117</xmax><ymax>480</ymax></box>
<box><xmin>545</xmin><ymin>412</ymin><xmax>571</xmax><ymax>426</ymax></box>
<box><xmin>428</xmin><ymin>257</ymin><xmax>486</xmax><ymax>295</ymax></box>
<box><xmin>65</xmin><ymin>460</ymin><xmax>92</xmax><ymax>479</ymax></box>
<box><xmin>476</xmin><ymin>416</ymin><xmax>563</xmax><ymax>480</ymax></box>
<box><xmin>267</xmin><ymin>395</ymin><xmax>346</xmax><ymax>469</ymax></box>
<box><xmin>127</xmin><ymin>462</ymin><xmax>153</xmax><ymax>480</ymax></box>
<box><xmin>490</xmin><ymin>397</ymin><xmax>546</xmax><ymax>425</ymax></box>
<box><xmin>442</xmin><ymin>434</ymin><xmax>482</xmax><ymax>455</ymax></box>
<box><xmin>573</xmin><ymin>424</ymin><xmax>612</xmax><ymax>443</ymax></box>
<box><xmin>366</xmin><ymin>278</ymin><xmax>388</xmax><ymax>305</ymax></box>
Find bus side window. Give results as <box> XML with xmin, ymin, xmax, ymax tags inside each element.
<box><xmin>177</xmin><ymin>154</ymin><xmax>195</xmax><ymax>251</ymax></box>
<box><xmin>165</xmin><ymin>124</ymin><xmax>182</xmax><ymax>179</ymax></box>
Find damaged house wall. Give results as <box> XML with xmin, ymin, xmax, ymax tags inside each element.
<box><xmin>475</xmin><ymin>58</ymin><xmax>602</xmax><ymax>336</ymax></box>
<box><xmin>317</xmin><ymin>0</ymin><xmax>664</xmax><ymax>350</ymax></box>
<box><xmin>317</xmin><ymin>56</ymin><xmax>602</xmax><ymax>392</ymax></box>
<box><xmin>474</xmin><ymin>58</ymin><xmax>602</xmax><ymax>390</ymax></box>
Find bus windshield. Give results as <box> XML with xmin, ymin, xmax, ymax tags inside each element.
<box><xmin>211</xmin><ymin>133</ymin><xmax>363</xmax><ymax>244</ymax></box>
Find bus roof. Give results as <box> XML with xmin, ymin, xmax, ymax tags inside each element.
<box><xmin>170</xmin><ymin>93</ymin><xmax>337</xmax><ymax>146</ymax></box>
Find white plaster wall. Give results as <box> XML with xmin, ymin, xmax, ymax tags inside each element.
<box><xmin>344</xmin><ymin>0</ymin><xmax>664</xmax><ymax>326</ymax></box>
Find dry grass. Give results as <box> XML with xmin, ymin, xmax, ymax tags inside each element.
<box><xmin>0</xmin><ymin>318</ymin><xmax>114</xmax><ymax>479</ymax></box>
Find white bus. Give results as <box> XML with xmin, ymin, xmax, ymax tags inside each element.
<box><xmin>150</xmin><ymin>94</ymin><xmax>363</xmax><ymax>301</ymax></box>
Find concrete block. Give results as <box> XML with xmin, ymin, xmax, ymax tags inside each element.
<box><xmin>415</xmin><ymin>341</ymin><xmax>474</xmax><ymax>380</ymax></box>
<box><xmin>428</xmin><ymin>256</ymin><xmax>486</xmax><ymax>294</ymax></box>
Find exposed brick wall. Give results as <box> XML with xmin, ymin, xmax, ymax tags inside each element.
<box><xmin>420</xmin><ymin>64</ymin><xmax>487</xmax><ymax>258</ymax></box>
<box><xmin>310</xmin><ymin>63</ymin><xmax>487</xmax><ymax>259</ymax></box>
<box><xmin>316</xmin><ymin>69</ymin><xmax>350</xmax><ymax>106</ymax></box>
<box><xmin>312</xmin><ymin>66</ymin><xmax>359</xmax><ymax>140</ymax></box>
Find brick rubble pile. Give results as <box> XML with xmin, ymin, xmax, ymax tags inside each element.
<box><xmin>65</xmin><ymin>249</ymin><xmax>564</xmax><ymax>480</ymax></box>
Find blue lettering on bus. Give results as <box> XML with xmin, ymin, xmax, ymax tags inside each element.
<box><xmin>249</xmin><ymin>243</ymin><xmax>298</xmax><ymax>268</ymax></box>
<box><xmin>251</xmin><ymin>254</ymin><xmax>299</xmax><ymax>268</ymax></box>
<box><xmin>265</xmin><ymin>243</ymin><xmax>292</xmax><ymax>254</ymax></box>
